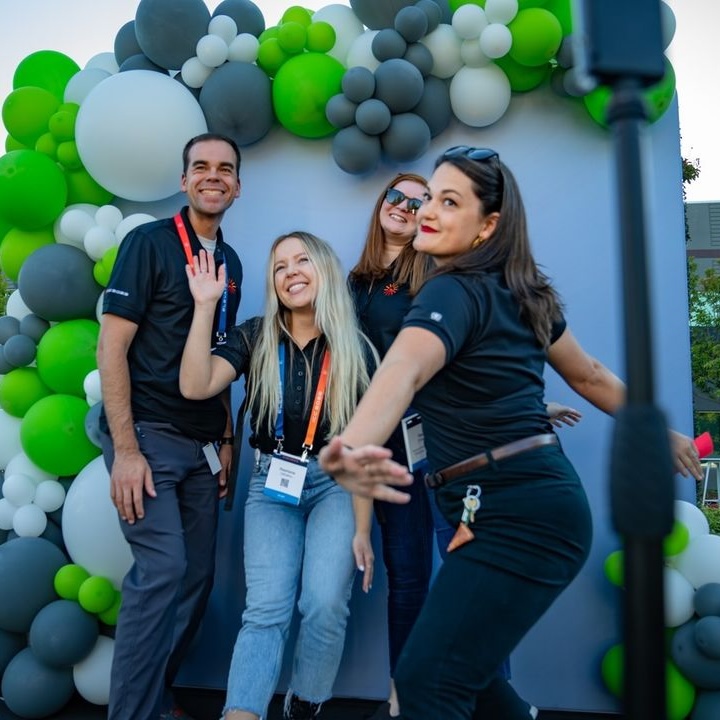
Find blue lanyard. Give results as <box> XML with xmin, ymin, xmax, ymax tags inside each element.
<box><xmin>275</xmin><ymin>343</ymin><xmax>285</xmax><ymax>445</ymax></box>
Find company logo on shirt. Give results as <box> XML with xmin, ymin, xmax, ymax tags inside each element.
<box><xmin>228</xmin><ymin>279</ymin><xmax>238</xmax><ymax>294</ymax></box>
<box><xmin>430</xmin><ymin>312</ymin><xmax>442</xmax><ymax>322</ymax></box>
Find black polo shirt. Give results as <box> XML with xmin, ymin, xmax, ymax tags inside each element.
<box><xmin>102</xmin><ymin>206</ymin><xmax>243</xmax><ymax>441</ymax></box>
<box><xmin>402</xmin><ymin>271</ymin><xmax>565</xmax><ymax>473</ymax></box>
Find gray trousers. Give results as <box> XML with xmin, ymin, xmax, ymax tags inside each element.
<box><xmin>101</xmin><ymin>421</ymin><xmax>219</xmax><ymax>720</ymax></box>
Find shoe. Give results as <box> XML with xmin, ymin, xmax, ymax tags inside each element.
<box><xmin>159</xmin><ymin>706</ymin><xmax>196</xmax><ymax>720</ymax></box>
<box><xmin>283</xmin><ymin>693</ymin><xmax>322</xmax><ymax>719</ymax></box>
<box><xmin>366</xmin><ymin>701</ymin><xmax>401</xmax><ymax>719</ymax></box>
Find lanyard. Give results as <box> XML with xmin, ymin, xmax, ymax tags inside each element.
<box><xmin>174</xmin><ymin>213</ymin><xmax>228</xmax><ymax>345</ymax></box>
<box><xmin>275</xmin><ymin>342</ymin><xmax>331</xmax><ymax>460</ymax></box>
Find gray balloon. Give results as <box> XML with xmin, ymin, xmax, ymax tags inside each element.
<box><xmin>695</xmin><ymin>583</ymin><xmax>720</xmax><ymax>617</ymax></box>
<box><xmin>557</xmin><ymin>35</ymin><xmax>575</xmax><ymax>69</ymax></box>
<box><xmin>342</xmin><ymin>66</ymin><xmax>375</xmax><ymax>104</ymax></box>
<box><xmin>18</xmin><ymin>245</ymin><xmax>102</xmax><ymax>322</ymax></box>
<box><xmin>374</xmin><ymin>59</ymin><xmax>425</xmax><ymax>113</ymax></box>
<box><xmin>85</xmin><ymin>402</ymin><xmax>104</xmax><ymax>449</ymax></box>
<box><xmin>426</xmin><ymin>0</ymin><xmax>452</xmax><ymax>25</ymax></box>
<box><xmin>1</xmin><ymin>647</ymin><xmax>75</xmax><ymax>717</ymax></box>
<box><xmin>349</xmin><ymin>0</ymin><xmax>416</xmax><ymax>30</ymax></box>
<box><xmin>381</xmin><ymin>112</ymin><xmax>431</xmax><ymax>163</ymax></box>
<box><xmin>404</xmin><ymin>42</ymin><xmax>434</xmax><ymax>77</ymax></box>
<box><xmin>200</xmin><ymin>62</ymin><xmax>274</xmax><ymax>147</ymax></box>
<box><xmin>0</xmin><ymin>316</ymin><xmax>20</xmax><ymax>344</ymax></box>
<box><xmin>355</xmin><ymin>99</ymin><xmax>392</xmax><ymax>135</ymax></box>
<box><xmin>19</xmin><ymin>314</ymin><xmax>50</xmax><ymax>344</ymax></box>
<box><xmin>550</xmin><ymin>67</ymin><xmax>571</xmax><ymax>98</ymax></box>
<box><xmin>410</xmin><ymin>76</ymin><xmax>450</xmax><ymax>137</ymax></box>
<box><xmin>696</xmin><ymin>616</ymin><xmax>720</xmax><ymax>660</ymax></box>
<box><xmin>30</xmin><ymin>600</ymin><xmax>99</xmax><ymax>668</ymax></box>
<box><xmin>693</xmin><ymin>692</ymin><xmax>720</xmax><ymax>720</ymax></box>
<box><xmin>2</xmin><ymin>334</ymin><xmax>36</xmax><ymax>368</ymax></box>
<box><xmin>332</xmin><ymin>126</ymin><xmax>382</xmax><ymax>175</ymax></box>
<box><xmin>119</xmin><ymin>53</ymin><xmax>169</xmax><ymax>74</ymax></box>
<box><xmin>0</xmin><ymin>628</ymin><xmax>25</xmax><ymax>678</ymax></box>
<box><xmin>326</xmin><ymin>94</ymin><xmax>358</xmax><ymax>129</ymax></box>
<box><xmin>0</xmin><ymin>348</ymin><xmax>13</xmax><ymax>375</ymax></box>
<box><xmin>672</xmin><ymin>620</ymin><xmax>720</xmax><ymax>689</ymax></box>
<box><xmin>135</xmin><ymin>0</ymin><xmax>211</xmax><ymax>70</ymax></box>
<box><xmin>114</xmin><ymin>20</ymin><xmax>143</xmax><ymax>66</ymax></box>
<box><xmin>395</xmin><ymin>6</ymin><xmax>429</xmax><ymax>43</ymax></box>
<box><xmin>372</xmin><ymin>29</ymin><xmax>407</xmax><ymax>62</ymax></box>
<box><xmin>213</xmin><ymin>0</ymin><xmax>265</xmax><ymax>38</ymax></box>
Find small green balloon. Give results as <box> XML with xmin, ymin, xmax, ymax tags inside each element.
<box><xmin>494</xmin><ymin>56</ymin><xmax>551</xmax><ymax>92</ymax></box>
<box><xmin>604</xmin><ymin>549</ymin><xmax>624</xmax><ymax>587</ymax></box>
<box><xmin>98</xmin><ymin>592</ymin><xmax>122</xmax><ymax>626</ymax></box>
<box><xmin>48</xmin><ymin>109</ymin><xmax>77</xmax><ymax>143</ymax></box>
<box><xmin>664</xmin><ymin>520</ymin><xmax>690</xmax><ymax>557</ymax></box>
<box><xmin>35</xmin><ymin>132</ymin><xmax>59</xmax><ymax>159</ymax></box>
<box><xmin>257</xmin><ymin>38</ymin><xmax>290</xmax><ymax>77</ymax></box>
<box><xmin>5</xmin><ymin>135</ymin><xmax>27</xmax><ymax>152</ymax></box>
<box><xmin>306</xmin><ymin>22</ymin><xmax>336</xmax><ymax>54</ymax></box>
<box><xmin>13</xmin><ymin>50</ymin><xmax>81</xmax><ymax>101</ymax></box>
<box><xmin>64</xmin><ymin>168</ymin><xmax>114</xmax><ymax>206</ymax></box>
<box><xmin>54</xmin><ymin>563</ymin><xmax>91</xmax><ymax>601</ymax></box>
<box><xmin>259</xmin><ymin>26</ymin><xmax>279</xmax><ymax>43</ymax></box>
<box><xmin>518</xmin><ymin>0</ymin><xmax>550</xmax><ymax>7</ymax></box>
<box><xmin>448</xmin><ymin>0</ymin><xmax>485</xmax><ymax>10</ymax></box>
<box><xmin>666</xmin><ymin>659</ymin><xmax>696</xmax><ymax>720</ymax></box>
<box><xmin>0</xmin><ymin>367</ymin><xmax>52</xmax><ymax>418</ymax></box>
<box><xmin>282</xmin><ymin>6</ymin><xmax>313</xmax><ymax>27</ymax></box>
<box><xmin>544</xmin><ymin>0</ymin><xmax>573</xmax><ymax>36</ymax></box>
<box><xmin>0</xmin><ymin>225</ymin><xmax>55</xmax><ymax>281</ymax></box>
<box><xmin>278</xmin><ymin>22</ymin><xmax>308</xmax><ymax>55</ymax></box>
<box><xmin>57</xmin><ymin>141</ymin><xmax>82</xmax><ymax>171</ymax></box>
<box><xmin>508</xmin><ymin>8</ymin><xmax>563</xmax><ymax>67</ymax></box>
<box><xmin>78</xmin><ymin>576</ymin><xmax>116</xmax><ymax>614</ymax></box>
<box><xmin>94</xmin><ymin>246</ymin><xmax>119</xmax><ymax>288</ymax></box>
<box><xmin>2</xmin><ymin>86</ymin><xmax>60</xmax><ymax>148</ymax></box>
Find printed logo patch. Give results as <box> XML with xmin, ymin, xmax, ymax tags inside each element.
<box><xmin>430</xmin><ymin>312</ymin><xmax>442</xmax><ymax>322</ymax></box>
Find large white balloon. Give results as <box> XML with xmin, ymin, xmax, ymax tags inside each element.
<box><xmin>0</xmin><ymin>409</ymin><xmax>23</xmax><ymax>468</ymax></box>
<box><xmin>313</xmin><ymin>4</ymin><xmax>365</xmax><ymax>65</ymax></box>
<box><xmin>420</xmin><ymin>24</ymin><xmax>464</xmax><ymax>79</ymax></box>
<box><xmin>345</xmin><ymin>30</ymin><xmax>381</xmax><ymax>73</ymax></box>
<box><xmin>62</xmin><ymin>456</ymin><xmax>133</xmax><ymax>588</ymax></box>
<box><xmin>450</xmin><ymin>64</ymin><xmax>511</xmax><ymax>127</ymax></box>
<box><xmin>73</xmin><ymin>636</ymin><xmax>114</xmax><ymax>705</ymax></box>
<box><xmin>64</xmin><ymin>69</ymin><xmax>113</xmax><ymax>106</ymax></box>
<box><xmin>4</xmin><ymin>290</ymin><xmax>32</xmax><ymax>321</ymax></box>
<box><xmin>674</xmin><ymin>499</ymin><xmax>710</xmax><ymax>539</ymax></box>
<box><xmin>75</xmin><ymin>70</ymin><xmax>208</xmax><ymax>202</ymax></box>
<box><xmin>674</xmin><ymin>534</ymin><xmax>720</xmax><ymax>589</ymax></box>
<box><xmin>5</xmin><ymin>452</ymin><xmax>57</xmax><ymax>484</ymax></box>
<box><xmin>664</xmin><ymin>566</ymin><xmax>696</xmax><ymax>627</ymax></box>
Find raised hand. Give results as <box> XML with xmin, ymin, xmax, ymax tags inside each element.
<box><xmin>186</xmin><ymin>250</ymin><xmax>226</xmax><ymax>306</ymax></box>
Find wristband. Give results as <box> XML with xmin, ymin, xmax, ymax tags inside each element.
<box><xmin>218</xmin><ymin>437</ymin><xmax>234</xmax><ymax>446</ymax></box>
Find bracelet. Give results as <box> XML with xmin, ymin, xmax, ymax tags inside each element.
<box><xmin>218</xmin><ymin>437</ymin><xmax>234</xmax><ymax>446</ymax></box>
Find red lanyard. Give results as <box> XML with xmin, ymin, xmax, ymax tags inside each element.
<box><xmin>302</xmin><ymin>349</ymin><xmax>331</xmax><ymax>454</ymax></box>
<box><xmin>173</xmin><ymin>213</ymin><xmax>194</xmax><ymax>265</ymax></box>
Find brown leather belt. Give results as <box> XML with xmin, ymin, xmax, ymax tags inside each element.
<box><xmin>424</xmin><ymin>433</ymin><xmax>558</xmax><ymax>488</ymax></box>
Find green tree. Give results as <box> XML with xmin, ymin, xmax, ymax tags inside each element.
<box><xmin>688</xmin><ymin>256</ymin><xmax>720</xmax><ymax>400</ymax></box>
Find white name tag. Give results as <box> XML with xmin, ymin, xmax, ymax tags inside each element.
<box><xmin>203</xmin><ymin>442</ymin><xmax>222</xmax><ymax>475</ymax></box>
<box><xmin>401</xmin><ymin>413</ymin><xmax>427</xmax><ymax>471</ymax></box>
<box><xmin>264</xmin><ymin>452</ymin><xmax>308</xmax><ymax>505</ymax></box>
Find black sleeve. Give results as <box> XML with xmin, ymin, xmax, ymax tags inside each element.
<box><xmin>213</xmin><ymin>317</ymin><xmax>261</xmax><ymax>380</ymax></box>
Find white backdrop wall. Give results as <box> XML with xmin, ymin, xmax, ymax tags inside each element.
<box><xmin>118</xmin><ymin>87</ymin><xmax>693</xmax><ymax>713</ymax></box>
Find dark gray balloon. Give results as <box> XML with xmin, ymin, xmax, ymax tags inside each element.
<box><xmin>395</xmin><ymin>6</ymin><xmax>429</xmax><ymax>43</ymax></box>
<box><xmin>213</xmin><ymin>0</ymin><xmax>265</xmax><ymax>38</ymax></box>
<box><xmin>695</xmin><ymin>583</ymin><xmax>720</xmax><ymax>617</ymax></box>
<box><xmin>199</xmin><ymin>62</ymin><xmax>274</xmax><ymax>147</ymax></box>
<box><xmin>114</xmin><ymin>20</ymin><xmax>143</xmax><ymax>66</ymax></box>
<box><xmin>0</xmin><ymin>628</ymin><xmax>25</xmax><ymax>678</ymax></box>
<box><xmin>381</xmin><ymin>112</ymin><xmax>431</xmax><ymax>163</ymax></box>
<box><xmin>374</xmin><ymin>59</ymin><xmax>425</xmax><ymax>113</ymax></box>
<box><xmin>403</xmin><ymin>42</ymin><xmax>434</xmax><ymax>77</ymax></box>
<box><xmin>135</xmin><ymin>0</ymin><xmax>211</xmax><ymax>70</ymax></box>
<box><xmin>693</xmin><ymin>692</ymin><xmax>720</xmax><ymax>720</ymax></box>
<box><xmin>1</xmin><ymin>647</ymin><xmax>75</xmax><ymax>717</ymax></box>
<box><xmin>672</xmin><ymin>620</ymin><xmax>720</xmax><ymax>689</ymax></box>
<box><xmin>19</xmin><ymin>314</ymin><xmax>51</xmax><ymax>344</ymax></box>
<box><xmin>84</xmin><ymin>402</ymin><xmax>103</xmax><ymax>449</ymax></box>
<box><xmin>372</xmin><ymin>29</ymin><xmax>407</xmax><ymax>62</ymax></box>
<box><xmin>0</xmin><ymin>316</ymin><xmax>20</xmax><ymax>343</ymax></box>
<box><xmin>557</xmin><ymin>35</ymin><xmax>575</xmax><ymax>69</ymax></box>
<box><xmin>326</xmin><ymin>94</ymin><xmax>358</xmax><ymax>129</ymax></box>
<box><xmin>331</xmin><ymin>126</ymin><xmax>382</xmax><ymax>175</ymax></box>
<box><xmin>696</xmin><ymin>616</ymin><xmax>720</xmax><ymax>660</ymax></box>
<box><xmin>341</xmin><ymin>66</ymin><xmax>375</xmax><ymax>104</ymax></box>
<box><xmin>175</xmin><ymin>71</ymin><xmax>203</xmax><ymax>100</ymax></box>
<box><xmin>2</xmin><ymin>334</ymin><xmax>36</xmax><ymax>368</ymax></box>
<box><xmin>119</xmin><ymin>53</ymin><xmax>169</xmax><ymax>74</ymax></box>
<box><xmin>550</xmin><ymin>67</ymin><xmax>571</xmax><ymax>98</ymax></box>
<box><xmin>349</xmin><ymin>0</ymin><xmax>416</xmax><ymax>30</ymax></box>
<box><xmin>18</xmin><ymin>245</ymin><xmax>102</xmax><ymax>322</ymax></box>
<box><xmin>0</xmin><ymin>349</ymin><xmax>12</xmax><ymax>375</ymax></box>
<box><xmin>29</xmin><ymin>600</ymin><xmax>99</xmax><ymax>668</ymax></box>
<box><xmin>40</xmin><ymin>519</ymin><xmax>65</xmax><ymax>553</ymax></box>
<box><xmin>355</xmin><ymin>99</ymin><xmax>392</xmax><ymax>135</ymax></box>
<box><xmin>416</xmin><ymin>0</ymin><xmax>444</xmax><ymax>32</ymax></box>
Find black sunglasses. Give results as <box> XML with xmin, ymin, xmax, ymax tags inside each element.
<box><xmin>385</xmin><ymin>187</ymin><xmax>424</xmax><ymax>214</ymax></box>
<box><xmin>442</xmin><ymin>146</ymin><xmax>499</xmax><ymax>162</ymax></box>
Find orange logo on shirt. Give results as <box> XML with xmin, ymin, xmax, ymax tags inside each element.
<box><xmin>383</xmin><ymin>282</ymin><xmax>399</xmax><ymax>296</ymax></box>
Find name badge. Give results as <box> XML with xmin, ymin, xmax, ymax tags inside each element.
<box><xmin>401</xmin><ymin>413</ymin><xmax>427</xmax><ymax>471</ymax></box>
<box><xmin>264</xmin><ymin>452</ymin><xmax>308</xmax><ymax>505</ymax></box>
<box><xmin>203</xmin><ymin>442</ymin><xmax>222</xmax><ymax>475</ymax></box>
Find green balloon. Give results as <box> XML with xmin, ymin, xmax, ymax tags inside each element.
<box><xmin>278</xmin><ymin>22</ymin><xmax>308</xmax><ymax>55</ymax></box>
<box><xmin>603</xmin><ymin>549</ymin><xmax>624</xmax><ymax>587</ymax></box>
<box><xmin>13</xmin><ymin>50</ymin><xmax>81</xmax><ymax>101</ymax></box>
<box><xmin>48</xmin><ymin>108</ymin><xmax>77</xmax><ymax>143</ymax></box>
<box><xmin>0</xmin><ymin>225</ymin><xmax>55</xmax><ymax>281</ymax></box>
<box><xmin>35</xmin><ymin>132</ymin><xmax>59</xmax><ymax>159</ymax></box>
<box><xmin>57</xmin><ymin>141</ymin><xmax>82</xmax><ymax>171</ymax></box>
<box><xmin>282</xmin><ymin>6</ymin><xmax>313</xmax><ymax>27</ymax></box>
<box><xmin>545</xmin><ymin>0</ymin><xmax>573</xmax><ymax>36</ymax></box>
<box><xmin>2</xmin><ymin>86</ymin><xmax>60</xmax><ymax>148</ymax></box>
<box><xmin>508</xmin><ymin>8</ymin><xmax>563</xmax><ymax>67</ymax></box>
<box><xmin>98</xmin><ymin>592</ymin><xmax>122</xmax><ymax>626</ymax></box>
<box><xmin>257</xmin><ymin>38</ymin><xmax>290</xmax><ymax>77</ymax></box>
<box><xmin>306</xmin><ymin>22</ymin><xmax>336</xmax><ymax>54</ymax></box>
<box><xmin>494</xmin><ymin>56</ymin><xmax>550</xmax><ymax>92</ymax></box>
<box><xmin>666</xmin><ymin>659</ymin><xmax>696</xmax><ymax>720</ymax></box>
<box><xmin>78</xmin><ymin>576</ymin><xmax>116</xmax><ymax>614</ymax></box>
<box><xmin>36</xmin><ymin>319</ymin><xmax>100</xmax><ymax>397</ymax></box>
<box><xmin>259</xmin><ymin>26</ymin><xmax>279</xmax><ymax>43</ymax></box>
<box><xmin>601</xmin><ymin>644</ymin><xmax>623</xmax><ymax>697</ymax></box>
<box><xmin>448</xmin><ymin>0</ymin><xmax>485</xmax><ymax>10</ymax></box>
<box><xmin>273</xmin><ymin>53</ymin><xmax>345</xmax><ymax>139</ymax></box>
<box><xmin>93</xmin><ymin>246</ymin><xmax>119</xmax><ymax>288</ymax></box>
<box><xmin>663</xmin><ymin>520</ymin><xmax>690</xmax><ymax>557</ymax></box>
<box><xmin>20</xmin><ymin>393</ymin><xmax>101</xmax><ymax>475</ymax></box>
<box><xmin>6</xmin><ymin>135</ymin><xmax>27</xmax><ymax>152</ymax></box>
<box><xmin>64</xmin><ymin>168</ymin><xmax>114</xmax><ymax>206</ymax></box>
<box><xmin>0</xmin><ymin>367</ymin><xmax>52</xmax><ymax>417</ymax></box>
<box><xmin>54</xmin><ymin>563</ymin><xmax>91</xmax><ymax>601</ymax></box>
<box><xmin>0</xmin><ymin>150</ymin><xmax>68</xmax><ymax>230</ymax></box>
<box><xmin>518</xmin><ymin>0</ymin><xmax>549</xmax><ymax>7</ymax></box>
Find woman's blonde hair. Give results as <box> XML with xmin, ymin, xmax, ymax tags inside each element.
<box><xmin>247</xmin><ymin>231</ymin><xmax>377</xmax><ymax>439</ymax></box>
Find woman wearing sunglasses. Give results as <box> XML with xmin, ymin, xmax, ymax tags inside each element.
<box><xmin>179</xmin><ymin>232</ymin><xmax>377</xmax><ymax>720</ymax></box>
<box><xmin>322</xmin><ymin>147</ymin><xmax>703</xmax><ymax>719</ymax></box>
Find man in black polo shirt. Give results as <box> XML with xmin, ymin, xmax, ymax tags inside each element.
<box><xmin>97</xmin><ymin>133</ymin><xmax>243</xmax><ymax>720</ymax></box>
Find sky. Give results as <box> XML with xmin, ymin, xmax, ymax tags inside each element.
<box><xmin>0</xmin><ymin>0</ymin><xmax>718</xmax><ymax>202</ymax></box>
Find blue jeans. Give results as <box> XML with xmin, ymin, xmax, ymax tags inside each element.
<box><xmin>224</xmin><ymin>454</ymin><xmax>357</xmax><ymax>717</ymax></box>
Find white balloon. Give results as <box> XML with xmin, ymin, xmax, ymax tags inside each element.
<box><xmin>85</xmin><ymin>52</ymin><xmax>119</xmax><ymax>75</ymax></box>
<box><xmin>62</xmin><ymin>456</ymin><xmax>133</xmax><ymax>588</ymax></box>
<box><xmin>484</xmin><ymin>0</ymin><xmax>519</xmax><ymax>25</ymax></box>
<box><xmin>450</xmin><ymin>64</ymin><xmax>511</xmax><ymax>127</ymax></box>
<box><xmin>84</xmin><ymin>225</ymin><xmax>118</xmax><ymax>261</ymax></box>
<box><xmin>13</xmin><ymin>503</ymin><xmax>47</xmax><ymax>537</ymax></box>
<box><xmin>5</xmin><ymin>290</ymin><xmax>32</xmax><ymax>321</ymax></box>
<box><xmin>0</xmin><ymin>408</ymin><xmax>23</xmax><ymax>467</ymax></box>
<box><xmin>479</xmin><ymin>23</ymin><xmax>512</xmax><ymax>59</ymax></box>
<box><xmin>33</xmin><ymin>480</ymin><xmax>66</xmax><ymax>513</ymax></box>
<box><xmin>208</xmin><ymin>15</ymin><xmax>238</xmax><ymax>45</ymax></box>
<box><xmin>346</xmin><ymin>30</ymin><xmax>381</xmax><ymax>73</ymax></box>
<box><xmin>83</xmin><ymin>369</ymin><xmax>103</xmax><ymax>404</ymax></box>
<box><xmin>664</xmin><ymin>566</ymin><xmax>696</xmax><ymax>627</ymax></box>
<box><xmin>460</xmin><ymin>39</ymin><xmax>491</xmax><ymax>68</ymax></box>
<box><xmin>96</xmin><ymin>292</ymin><xmax>104</xmax><ymax>324</ymax></box>
<box><xmin>196</xmin><ymin>35</ymin><xmax>229</xmax><ymax>68</ymax></box>
<box><xmin>420</xmin><ymin>24</ymin><xmax>464</xmax><ymax>79</ymax></box>
<box><xmin>181</xmin><ymin>56</ymin><xmax>214</xmax><ymax>88</ymax></box>
<box><xmin>0</xmin><ymin>498</ymin><xmax>18</xmax><ymax>531</ymax></box>
<box><xmin>2</xmin><ymin>473</ymin><xmax>36</xmax><ymax>506</ymax></box>
<box><xmin>313</xmin><ymin>4</ymin><xmax>365</xmax><ymax>65</ymax></box>
<box><xmin>95</xmin><ymin>205</ymin><xmax>124</xmax><ymax>232</ymax></box>
<box><xmin>54</xmin><ymin>204</ymin><xmax>100</xmax><ymax>247</ymax></box>
<box><xmin>660</xmin><ymin>1</ymin><xmax>676</xmax><ymax>49</ymax></box>
<box><xmin>452</xmin><ymin>4</ymin><xmax>488</xmax><ymax>40</ymax></box>
<box><xmin>115</xmin><ymin>213</ymin><xmax>157</xmax><ymax>243</ymax></box>
<box><xmin>73</xmin><ymin>636</ymin><xmax>114</xmax><ymax>705</ymax></box>
<box><xmin>674</xmin><ymin>534</ymin><xmax>720</xmax><ymax>589</ymax></box>
<box><xmin>75</xmin><ymin>70</ymin><xmax>208</xmax><ymax>202</ymax></box>
<box><xmin>5</xmin><ymin>452</ymin><xmax>56</xmax><ymax>484</ymax></box>
<box><xmin>64</xmin><ymin>68</ymin><xmax>112</xmax><ymax>105</ymax></box>
<box><xmin>227</xmin><ymin>34</ymin><xmax>260</xmax><ymax>63</ymax></box>
<box><xmin>59</xmin><ymin>208</ymin><xmax>97</xmax><ymax>247</ymax></box>
<box><xmin>674</xmin><ymin>499</ymin><xmax>710</xmax><ymax>539</ymax></box>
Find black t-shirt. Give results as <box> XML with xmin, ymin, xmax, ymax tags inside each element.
<box><xmin>402</xmin><ymin>271</ymin><xmax>565</xmax><ymax>473</ymax></box>
<box><xmin>102</xmin><ymin>206</ymin><xmax>243</xmax><ymax>441</ymax></box>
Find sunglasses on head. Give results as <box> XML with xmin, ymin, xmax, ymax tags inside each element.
<box><xmin>442</xmin><ymin>146</ymin><xmax>499</xmax><ymax>162</ymax></box>
<box><xmin>385</xmin><ymin>187</ymin><xmax>424</xmax><ymax>214</ymax></box>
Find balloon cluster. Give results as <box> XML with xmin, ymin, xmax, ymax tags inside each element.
<box><xmin>602</xmin><ymin>501</ymin><xmax>720</xmax><ymax>719</ymax></box>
